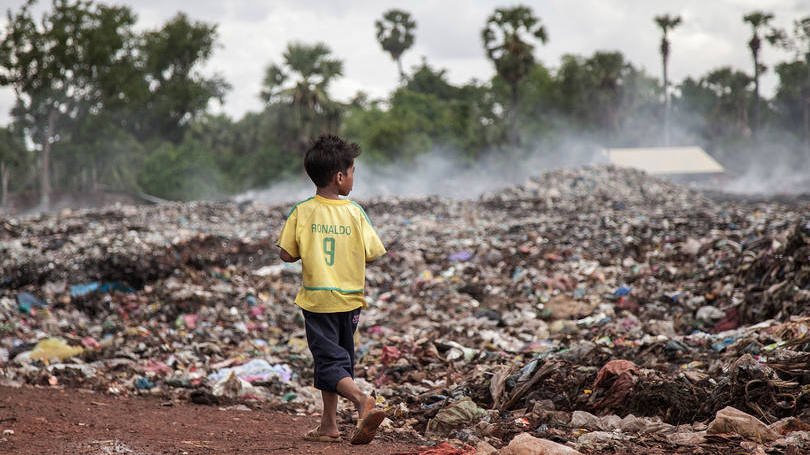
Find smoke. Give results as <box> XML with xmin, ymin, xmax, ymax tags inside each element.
<box><xmin>234</xmin><ymin>135</ymin><xmax>604</xmax><ymax>205</ymax></box>
<box><xmin>717</xmin><ymin>130</ymin><xmax>810</xmax><ymax>195</ymax></box>
<box><xmin>235</xmin><ymin>121</ymin><xmax>810</xmax><ymax>207</ymax></box>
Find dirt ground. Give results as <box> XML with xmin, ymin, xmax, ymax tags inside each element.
<box><xmin>0</xmin><ymin>385</ymin><xmax>423</xmax><ymax>455</ymax></box>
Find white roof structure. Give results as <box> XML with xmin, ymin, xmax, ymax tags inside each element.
<box><xmin>604</xmin><ymin>146</ymin><xmax>725</xmax><ymax>175</ymax></box>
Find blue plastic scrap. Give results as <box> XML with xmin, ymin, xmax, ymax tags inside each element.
<box><xmin>711</xmin><ymin>337</ymin><xmax>736</xmax><ymax>352</ymax></box>
<box><xmin>16</xmin><ymin>292</ymin><xmax>47</xmax><ymax>314</ymax></box>
<box><xmin>70</xmin><ymin>282</ymin><xmax>101</xmax><ymax>297</ymax></box>
<box><xmin>448</xmin><ymin>250</ymin><xmax>474</xmax><ymax>262</ymax></box>
<box><xmin>134</xmin><ymin>376</ymin><xmax>155</xmax><ymax>389</ymax></box>
<box><xmin>70</xmin><ymin>281</ymin><xmax>135</xmax><ymax>297</ymax></box>
<box><xmin>613</xmin><ymin>286</ymin><xmax>632</xmax><ymax>297</ymax></box>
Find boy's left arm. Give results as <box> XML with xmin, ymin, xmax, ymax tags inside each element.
<box><xmin>361</xmin><ymin>215</ymin><xmax>386</xmax><ymax>263</ymax></box>
<box><xmin>279</xmin><ymin>248</ymin><xmax>299</xmax><ymax>262</ymax></box>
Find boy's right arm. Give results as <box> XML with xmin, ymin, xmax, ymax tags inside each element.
<box><xmin>276</xmin><ymin>207</ymin><xmax>300</xmax><ymax>262</ymax></box>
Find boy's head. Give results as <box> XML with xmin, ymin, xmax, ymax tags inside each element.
<box><xmin>305</xmin><ymin>135</ymin><xmax>361</xmax><ymax>195</ymax></box>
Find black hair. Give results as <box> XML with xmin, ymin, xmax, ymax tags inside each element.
<box><xmin>304</xmin><ymin>135</ymin><xmax>361</xmax><ymax>187</ymax></box>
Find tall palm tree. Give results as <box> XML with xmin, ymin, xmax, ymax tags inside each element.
<box><xmin>654</xmin><ymin>14</ymin><xmax>682</xmax><ymax>145</ymax></box>
<box><xmin>482</xmin><ymin>5</ymin><xmax>547</xmax><ymax>146</ymax></box>
<box><xmin>743</xmin><ymin>11</ymin><xmax>775</xmax><ymax>133</ymax></box>
<box><xmin>260</xmin><ymin>42</ymin><xmax>344</xmax><ymax>151</ymax></box>
<box><xmin>375</xmin><ymin>9</ymin><xmax>416</xmax><ymax>82</ymax></box>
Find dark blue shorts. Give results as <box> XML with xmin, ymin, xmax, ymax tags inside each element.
<box><xmin>302</xmin><ymin>308</ymin><xmax>361</xmax><ymax>392</ymax></box>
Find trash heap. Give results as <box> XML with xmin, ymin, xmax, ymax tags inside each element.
<box><xmin>1</xmin><ymin>166</ymin><xmax>808</xmax><ymax>453</ymax></box>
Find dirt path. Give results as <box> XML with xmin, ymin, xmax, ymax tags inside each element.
<box><xmin>0</xmin><ymin>385</ymin><xmax>423</xmax><ymax>455</ymax></box>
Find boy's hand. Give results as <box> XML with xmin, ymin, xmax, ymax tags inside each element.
<box><xmin>279</xmin><ymin>248</ymin><xmax>300</xmax><ymax>263</ymax></box>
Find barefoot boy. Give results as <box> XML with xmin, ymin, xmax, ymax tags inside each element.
<box><xmin>277</xmin><ymin>135</ymin><xmax>386</xmax><ymax>444</ymax></box>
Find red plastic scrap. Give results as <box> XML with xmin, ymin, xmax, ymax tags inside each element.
<box><xmin>592</xmin><ymin>359</ymin><xmax>638</xmax><ymax>389</ymax></box>
<box><xmin>590</xmin><ymin>359</ymin><xmax>639</xmax><ymax>410</ymax></box>
<box><xmin>81</xmin><ymin>336</ymin><xmax>101</xmax><ymax>350</ymax></box>
<box><xmin>182</xmin><ymin>313</ymin><xmax>198</xmax><ymax>329</ymax></box>
<box><xmin>712</xmin><ymin>307</ymin><xmax>740</xmax><ymax>332</ymax></box>
<box><xmin>382</xmin><ymin>345</ymin><xmax>402</xmax><ymax>366</ymax></box>
<box><xmin>142</xmin><ymin>360</ymin><xmax>172</xmax><ymax>376</ymax></box>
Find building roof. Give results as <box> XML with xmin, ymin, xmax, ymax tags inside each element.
<box><xmin>603</xmin><ymin>146</ymin><xmax>725</xmax><ymax>175</ymax></box>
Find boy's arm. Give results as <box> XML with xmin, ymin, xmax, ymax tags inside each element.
<box><xmin>279</xmin><ymin>248</ymin><xmax>299</xmax><ymax>262</ymax></box>
<box><xmin>359</xmin><ymin>209</ymin><xmax>386</xmax><ymax>263</ymax></box>
<box><xmin>276</xmin><ymin>207</ymin><xmax>300</xmax><ymax>261</ymax></box>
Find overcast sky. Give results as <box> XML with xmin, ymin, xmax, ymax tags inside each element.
<box><xmin>0</xmin><ymin>0</ymin><xmax>807</xmax><ymax>126</ymax></box>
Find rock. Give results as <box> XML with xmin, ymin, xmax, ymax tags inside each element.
<box><xmin>707</xmin><ymin>406</ymin><xmax>779</xmax><ymax>443</ymax></box>
<box><xmin>476</xmin><ymin>440</ymin><xmax>498</xmax><ymax>455</ymax></box>
<box><xmin>498</xmin><ymin>432</ymin><xmax>582</xmax><ymax>455</ymax></box>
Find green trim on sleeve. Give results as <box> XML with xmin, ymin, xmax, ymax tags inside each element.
<box><xmin>303</xmin><ymin>286</ymin><xmax>364</xmax><ymax>294</ymax></box>
<box><xmin>349</xmin><ymin>201</ymin><xmax>373</xmax><ymax>225</ymax></box>
<box><xmin>287</xmin><ymin>196</ymin><xmax>314</xmax><ymax>217</ymax></box>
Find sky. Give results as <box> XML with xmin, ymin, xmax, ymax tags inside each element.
<box><xmin>0</xmin><ymin>0</ymin><xmax>807</xmax><ymax>126</ymax></box>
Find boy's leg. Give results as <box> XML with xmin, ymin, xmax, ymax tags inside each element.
<box><xmin>304</xmin><ymin>310</ymin><xmax>353</xmax><ymax>390</ymax></box>
<box><xmin>335</xmin><ymin>308</ymin><xmax>372</xmax><ymax>418</ymax></box>
<box><xmin>318</xmin><ymin>390</ymin><xmax>340</xmax><ymax>437</ymax></box>
<box><xmin>302</xmin><ymin>309</ymin><xmax>355</xmax><ymax>437</ymax></box>
<box><xmin>335</xmin><ymin>309</ymin><xmax>386</xmax><ymax>445</ymax></box>
<box><xmin>336</xmin><ymin>376</ymin><xmax>373</xmax><ymax>418</ymax></box>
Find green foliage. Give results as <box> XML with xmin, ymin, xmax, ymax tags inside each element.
<box><xmin>0</xmin><ymin>0</ymin><xmax>226</xmax><ymax>207</ymax></box>
<box><xmin>137</xmin><ymin>139</ymin><xmax>224</xmax><ymax>201</ymax></box>
<box><xmin>0</xmin><ymin>0</ymin><xmax>145</xmax><ymax>208</ymax></box>
<box><xmin>188</xmin><ymin>111</ymin><xmax>296</xmax><ymax>192</ymax></box>
<box><xmin>774</xmin><ymin>60</ymin><xmax>810</xmax><ymax>139</ymax></box>
<box><xmin>344</xmin><ymin>61</ymin><xmax>500</xmax><ymax>161</ymax></box>
<box><xmin>482</xmin><ymin>5</ymin><xmax>547</xmax><ymax>146</ymax></box>
<box><xmin>260</xmin><ymin>42</ymin><xmax>344</xmax><ymax>155</ymax></box>
<box><xmin>0</xmin><ymin>126</ymin><xmax>26</xmax><ymax>169</ymax></box>
<box><xmin>674</xmin><ymin>67</ymin><xmax>754</xmax><ymax>145</ymax></box>
<box><xmin>0</xmin><ymin>125</ymin><xmax>28</xmax><ymax>207</ymax></box>
<box><xmin>56</xmin><ymin>120</ymin><xmax>144</xmax><ymax>192</ymax></box>
<box><xmin>482</xmin><ymin>5</ymin><xmax>547</xmax><ymax>89</ymax></box>
<box><xmin>1</xmin><ymin>1</ymin><xmax>810</xmax><ymax>208</ymax></box>
<box><xmin>654</xmin><ymin>14</ymin><xmax>682</xmax><ymax>60</ymax></box>
<box><xmin>555</xmin><ymin>52</ymin><xmax>660</xmax><ymax>141</ymax></box>
<box><xmin>138</xmin><ymin>13</ymin><xmax>230</xmax><ymax>143</ymax></box>
<box><xmin>375</xmin><ymin>9</ymin><xmax>416</xmax><ymax>80</ymax></box>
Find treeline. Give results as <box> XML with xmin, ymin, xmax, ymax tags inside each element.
<box><xmin>1</xmin><ymin>1</ymin><xmax>809</xmax><ymax>209</ymax></box>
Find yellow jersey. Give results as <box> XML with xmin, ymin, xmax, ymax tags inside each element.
<box><xmin>277</xmin><ymin>195</ymin><xmax>386</xmax><ymax>313</ymax></box>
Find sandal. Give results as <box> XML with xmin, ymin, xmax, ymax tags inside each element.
<box><xmin>350</xmin><ymin>408</ymin><xmax>385</xmax><ymax>445</ymax></box>
<box><xmin>304</xmin><ymin>427</ymin><xmax>341</xmax><ymax>443</ymax></box>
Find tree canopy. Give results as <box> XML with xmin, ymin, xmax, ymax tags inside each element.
<box><xmin>0</xmin><ymin>1</ymin><xmax>808</xmax><ymax>208</ymax></box>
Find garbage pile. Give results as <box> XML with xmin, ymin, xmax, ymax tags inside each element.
<box><xmin>1</xmin><ymin>166</ymin><xmax>808</xmax><ymax>453</ymax></box>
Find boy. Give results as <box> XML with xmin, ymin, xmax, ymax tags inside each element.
<box><xmin>277</xmin><ymin>134</ymin><xmax>386</xmax><ymax>444</ymax></box>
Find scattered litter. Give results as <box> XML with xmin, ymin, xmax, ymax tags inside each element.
<box><xmin>0</xmin><ymin>166</ymin><xmax>807</xmax><ymax>453</ymax></box>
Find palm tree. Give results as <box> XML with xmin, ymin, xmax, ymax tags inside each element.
<box><xmin>743</xmin><ymin>11</ymin><xmax>775</xmax><ymax>133</ymax></box>
<box><xmin>481</xmin><ymin>5</ymin><xmax>547</xmax><ymax>146</ymax></box>
<box><xmin>375</xmin><ymin>9</ymin><xmax>416</xmax><ymax>82</ymax></box>
<box><xmin>654</xmin><ymin>14</ymin><xmax>682</xmax><ymax>145</ymax></box>
<box><xmin>260</xmin><ymin>42</ymin><xmax>344</xmax><ymax>152</ymax></box>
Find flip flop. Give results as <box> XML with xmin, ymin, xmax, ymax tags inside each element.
<box><xmin>350</xmin><ymin>408</ymin><xmax>385</xmax><ymax>445</ymax></box>
<box><xmin>303</xmin><ymin>427</ymin><xmax>341</xmax><ymax>443</ymax></box>
<box><xmin>356</xmin><ymin>396</ymin><xmax>376</xmax><ymax>428</ymax></box>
